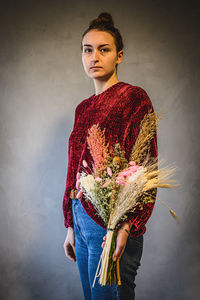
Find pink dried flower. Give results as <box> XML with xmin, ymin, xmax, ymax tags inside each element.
<box><xmin>83</xmin><ymin>160</ymin><xmax>88</xmax><ymax>168</ymax></box>
<box><xmin>118</xmin><ymin>165</ymin><xmax>141</xmax><ymax>178</ymax></box>
<box><xmin>129</xmin><ymin>161</ymin><xmax>136</xmax><ymax>166</ymax></box>
<box><xmin>116</xmin><ymin>179</ymin><xmax>126</xmax><ymax>185</ymax></box>
<box><xmin>95</xmin><ymin>176</ymin><xmax>102</xmax><ymax>182</ymax></box>
<box><xmin>76</xmin><ymin>172</ymin><xmax>80</xmax><ymax>180</ymax></box>
<box><xmin>129</xmin><ymin>166</ymin><xmax>139</xmax><ymax>172</ymax></box>
<box><xmin>107</xmin><ymin>167</ymin><xmax>112</xmax><ymax>177</ymax></box>
<box><xmin>116</xmin><ymin>175</ymin><xmax>126</xmax><ymax>185</ymax></box>
<box><xmin>116</xmin><ymin>164</ymin><xmax>142</xmax><ymax>185</ymax></box>
<box><xmin>119</xmin><ymin>170</ymin><xmax>131</xmax><ymax>177</ymax></box>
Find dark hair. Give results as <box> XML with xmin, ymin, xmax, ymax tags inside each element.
<box><xmin>81</xmin><ymin>12</ymin><xmax>124</xmax><ymax>72</ymax></box>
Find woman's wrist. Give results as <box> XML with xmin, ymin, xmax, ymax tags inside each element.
<box><xmin>67</xmin><ymin>226</ymin><xmax>74</xmax><ymax>232</ymax></box>
<box><xmin>120</xmin><ymin>221</ymin><xmax>133</xmax><ymax>231</ymax></box>
<box><xmin>118</xmin><ymin>226</ymin><xmax>130</xmax><ymax>235</ymax></box>
<box><xmin>116</xmin><ymin>221</ymin><xmax>133</xmax><ymax>236</ymax></box>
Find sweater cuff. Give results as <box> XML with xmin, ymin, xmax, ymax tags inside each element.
<box><xmin>63</xmin><ymin>196</ymin><xmax>74</xmax><ymax>229</ymax></box>
<box><xmin>127</xmin><ymin>201</ymin><xmax>155</xmax><ymax>232</ymax></box>
<box><xmin>64</xmin><ymin>215</ymin><xmax>74</xmax><ymax>229</ymax></box>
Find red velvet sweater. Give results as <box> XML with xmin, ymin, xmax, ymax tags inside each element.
<box><xmin>62</xmin><ymin>81</ymin><xmax>158</xmax><ymax>237</ymax></box>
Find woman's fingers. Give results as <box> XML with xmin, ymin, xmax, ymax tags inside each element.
<box><xmin>64</xmin><ymin>228</ymin><xmax>76</xmax><ymax>262</ymax></box>
<box><xmin>64</xmin><ymin>243</ymin><xmax>76</xmax><ymax>262</ymax></box>
<box><xmin>71</xmin><ymin>244</ymin><xmax>76</xmax><ymax>260</ymax></box>
<box><xmin>101</xmin><ymin>235</ymin><xmax>107</xmax><ymax>248</ymax></box>
<box><xmin>101</xmin><ymin>241</ymin><xmax>106</xmax><ymax>248</ymax></box>
<box><xmin>113</xmin><ymin>244</ymin><xmax>124</xmax><ymax>262</ymax></box>
<box><xmin>112</xmin><ymin>230</ymin><xmax>129</xmax><ymax>261</ymax></box>
<box><xmin>76</xmin><ymin>190</ymin><xmax>83</xmax><ymax>199</ymax></box>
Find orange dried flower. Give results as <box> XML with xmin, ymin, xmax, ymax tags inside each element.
<box><xmin>87</xmin><ymin>123</ymin><xmax>110</xmax><ymax>170</ymax></box>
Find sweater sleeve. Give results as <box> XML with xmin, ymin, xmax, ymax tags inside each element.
<box><xmin>62</xmin><ymin>105</ymin><xmax>80</xmax><ymax>229</ymax></box>
<box><xmin>121</xmin><ymin>88</ymin><xmax>158</xmax><ymax>232</ymax></box>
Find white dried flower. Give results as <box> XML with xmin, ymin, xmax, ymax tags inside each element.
<box><xmin>80</xmin><ymin>174</ymin><xmax>96</xmax><ymax>193</ymax></box>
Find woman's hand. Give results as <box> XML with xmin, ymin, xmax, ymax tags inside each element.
<box><xmin>63</xmin><ymin>227</ymin><xmax>76</xmax><ymax>262</ymax></box>
<box><xmin>101</xmin><ymin>221</ymin><xmax>133</xmax><ymax>262</ymax></box>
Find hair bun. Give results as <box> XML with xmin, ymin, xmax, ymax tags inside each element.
<box><xmin>89</xmin><ymin>12</ymin><xmax>114</xmax><ymax>28</ymax></box>
<box><xmin>98</xmin><ymin>12</ymin><xmax>114</xmax><ymax>26</ymax></box>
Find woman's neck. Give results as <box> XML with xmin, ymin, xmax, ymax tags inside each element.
<box><xmin>93</xmin><ymin>77</ymin><xmax>120</xmax><ymax>96</ymax></box>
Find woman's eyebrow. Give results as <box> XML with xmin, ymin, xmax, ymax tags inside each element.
<box><xmin>83</xmin><ymin>43</ymin><xmax>110</xmax><ymax>47</ymax></box>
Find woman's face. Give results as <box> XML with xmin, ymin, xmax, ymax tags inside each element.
<box><xmin>81</xmin><ymin>30</ymin><xmax>123</xmax><ymax>81</ymax></box>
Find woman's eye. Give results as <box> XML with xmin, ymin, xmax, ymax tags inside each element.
<box><xmin>101</xmin><ymin>48</ymin><xmax>109</xmax><ymax>52</ymax></box>
<box><xmin>84</xmin><ymin>48</ymin><xmax>92</xmax><ymax>53</ymax></box>
<box><xmin>83</xmin><ymin>48</ymin><xmax>109</xmax><ymax>53</ymax></box>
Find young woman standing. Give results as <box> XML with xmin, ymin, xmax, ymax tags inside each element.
<box><xmin>63</xmin><ymin>12</ymin><xmax>157</xmax><ymax>300</ymax></box>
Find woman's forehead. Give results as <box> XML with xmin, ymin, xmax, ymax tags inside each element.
<box><xmin>82</xmin><ymin>30</ymin><xmax>115</xmax><ymax>47</ymax></box>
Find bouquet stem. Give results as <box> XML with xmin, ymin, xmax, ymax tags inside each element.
<box><xmin>92</xmin><ymin>228</ymin><xmax>122</xmax><ymax>287</ymax></box>
<box><xmin>116</xmin><ymin>258</ymin><xmax>121</xmax><ymax>285</ymax></box>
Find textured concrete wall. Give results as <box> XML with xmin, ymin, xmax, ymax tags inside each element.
<box><xmin>0</xmin><ymin>1</ymin><xmax>199</xmax><ymax>299</ymax></box>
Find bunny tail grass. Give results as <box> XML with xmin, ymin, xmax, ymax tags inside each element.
<box><xmin>157</xmin><ymin>197</ymin><xmax>180</xmax><ymax>224</ymax></box>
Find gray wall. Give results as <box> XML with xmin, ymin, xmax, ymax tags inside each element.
<box><xmin>0</xmin><ymin>1</ymin><xmax>199</xmax><ymax>299</ymax></box>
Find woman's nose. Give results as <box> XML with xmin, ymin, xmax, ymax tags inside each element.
<box><xmin>91</xmin><ymin>50</ymin><xmax>99</xmax><ymax>62</ymax></box>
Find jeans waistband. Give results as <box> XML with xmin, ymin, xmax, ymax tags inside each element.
<box><xmin>72</xmin><ymin>197</ymin><xmax>81</xmax><ymax>202</ymax></box>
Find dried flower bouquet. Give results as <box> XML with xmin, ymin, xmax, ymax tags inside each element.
<box><xmin>75</xmin><ymin>109</ymin><xmax>179</xmax><ymax>287</ymax></box>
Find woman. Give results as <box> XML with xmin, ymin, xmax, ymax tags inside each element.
<box><xmin>63</xmin><ymin>12</ymin><xmax>157</xmax><ymax>300</ymax></box>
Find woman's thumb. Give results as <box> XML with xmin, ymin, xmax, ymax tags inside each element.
<box><xmin>113</xmin><ymin>248</ymin><xmax>120</xmax><ymax>262</ymax></box>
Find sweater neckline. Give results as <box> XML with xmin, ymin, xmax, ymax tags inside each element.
<box><xmin>90</xmin><ymin>81</ymin><xmax>125</xmax><ymax>99</ymax></box>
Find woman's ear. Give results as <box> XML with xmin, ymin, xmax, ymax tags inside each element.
<box><xmin>117</xmin><ymin>50</ymin><xmax>124</xmax><ymax>65</ymax></box>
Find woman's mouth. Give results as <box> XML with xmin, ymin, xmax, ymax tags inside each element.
<box><xmin>90</xmin><ymin>66</ymin><xmax>102</xmax><ymax>69</ymax></box>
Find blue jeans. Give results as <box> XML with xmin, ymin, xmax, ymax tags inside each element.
<box><xmin>72</xmin><ymin>198</ymin><xmax>144</xmax><ymax>300</ymax></box>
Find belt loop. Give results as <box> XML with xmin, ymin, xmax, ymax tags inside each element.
<box><xmin>70</xmin><ymin>189</ymin><xmax>79</xmax><ymax>200</ymax></box>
